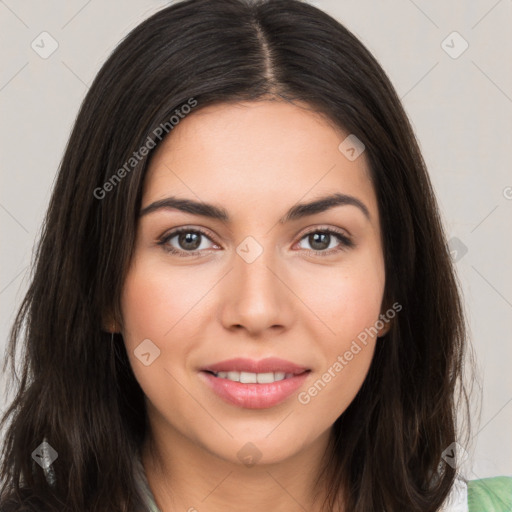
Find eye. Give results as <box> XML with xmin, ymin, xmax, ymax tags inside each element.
<box><xmin>157</xmin><ymin>226</ymin><xmax>354</xmax><ymax>258</ymax></box>
<box><xmin>157</xmin><ymin>227</ymin><xmax>218</xmax><ymax>257</ymax></box>
<box><xmin>296</xmin><ymin>228</ymin><xmax>354</xmax><ymax>257</ymax></box>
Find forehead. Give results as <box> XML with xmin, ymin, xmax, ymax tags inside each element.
<box><xmin>142</xmin><ymin>100</ymin><xmax>378</xmax><ymax>223</ymax></box>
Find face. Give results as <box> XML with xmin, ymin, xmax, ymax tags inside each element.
<box><xmin>119</xmin><ymin>100</ymin><xmax>388</xmax><ymax>466</ymax></box>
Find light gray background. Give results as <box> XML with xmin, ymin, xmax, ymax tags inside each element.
<box><xmin>1</xmin><ymin>0</ymin><xmax>511</xmax><ymax>480</ymax></box>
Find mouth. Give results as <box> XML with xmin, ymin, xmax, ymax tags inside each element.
<box><xmin>200</xmin><ymin>356</ymin><xmax>310</xmax><ymax>376</ymax></box>
<box><xmin>199</xmin><ymin>369</ymin><xmax>311</xmax><ymax>409</ymax></box>
<box><xmin>202</xmin><ymin>369</ymin><xmax>310</xmax><ymax>383</ymax></box>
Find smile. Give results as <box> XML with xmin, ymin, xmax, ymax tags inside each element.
<box><xmin>200</xmin><ymin>370</ymin><xmax>311</xmax><ymax>409</ymax></box>
<box><xmin>206</xmin><ymin>370</ymin><xmax>301</xmax><ymax>383</ymax></box>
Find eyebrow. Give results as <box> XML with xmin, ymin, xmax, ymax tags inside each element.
<box><xmin>139</xmin><ymin>192</ymin><xmax>370</xmax><ymax>223</ymax></box>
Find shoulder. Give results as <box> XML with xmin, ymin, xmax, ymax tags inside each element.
<box><xmin>467</xmin><ymin>476</ymin><xmax>512</xmax><ymax>512</ymax></box>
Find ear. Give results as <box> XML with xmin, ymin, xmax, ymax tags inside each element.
<box><xmin>376</xmin><ymin>297</ymin><xmax>397</xmax><ymax>338</ymax></box>
<box><xmin>101</xmin><ymin>311</ymin><xmax>119</xmax><ymax>333</ymax></box>
<box><xmin>377</xmin><ymin>315</ymin><xmax>392</xmax><ymax>338</ymax></box>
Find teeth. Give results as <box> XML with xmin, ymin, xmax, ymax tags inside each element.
<box><xmin>240</xmin><ymin>371</ymin><xmax>257</xmax><ymax>383</ymax></box>
<box><xmin>214</xmin><ymin>371</ymin><xmax>293</xmax><ymax>383</ymax></box>
<box><xmin>227</xmin><ymin>371</ymin><xmax>240</xmax><ymax>382</ymax></box>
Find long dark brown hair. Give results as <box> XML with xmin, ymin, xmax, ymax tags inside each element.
<box><xmin>0</xmin><ymin>0</ymin><xmax>476</xmax><ymax>510</ymax></box>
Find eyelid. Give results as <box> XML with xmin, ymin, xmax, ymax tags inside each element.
<box><xmin>159</xmin><ymin>225</ymin><xmax>218</xmax><ymax>243</ymax></box>
<box><xmin>298</xmin><ymin>224</ymin><xmax>351</xmax><ymax>239</ymax></box>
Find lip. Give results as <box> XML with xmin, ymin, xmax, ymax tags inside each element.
<box><xmin>199</xmin><ymin>370</ymin><xmax>310</xmax><ymax>409</ymax></box>
<box><xmin>200</xmin><ymin>357</ymin><xmax>310</xmax><ymax>375</ymax></box>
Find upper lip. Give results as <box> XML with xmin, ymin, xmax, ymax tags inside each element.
<box><xmin>201</xmin><ymin>357</ymin><xmax>310</xmax><ymax>375</ymax></box>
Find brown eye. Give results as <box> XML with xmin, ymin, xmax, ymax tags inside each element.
<box><xmin>158</xmin><ymin>227</ymin><xmax>218</xmax><ymax>256</ymax></box>
<box><xmin>307</xmin><ymin>232</ymin><xmax>330</xmax><ymax>251</ymax></box>
<box><xmin>176</xmin><ymin>231</ymin><xmax>202</xmax><ymax>251</ymax></box>
<box><xmin>297</xmin><ymin>228</ymin><xmax>354</xmax><ymax>256</ymax></box>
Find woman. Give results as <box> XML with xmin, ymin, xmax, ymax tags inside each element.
<box><xmin>1</xmin><ymin>0</ymin><xmax>510</xmax><ymax>510</ymax></box>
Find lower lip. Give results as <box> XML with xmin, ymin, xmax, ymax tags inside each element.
<box><xmin>199</xmin><ymin>371</ymin><xmax>310</xmax><ymax>409</ymax></box>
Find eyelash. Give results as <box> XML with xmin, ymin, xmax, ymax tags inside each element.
<box><xmin>157</xmin><ymin>226</ymin><xmax>354</xmax><ymax>258</ymax></box>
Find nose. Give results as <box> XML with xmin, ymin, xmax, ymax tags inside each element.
<box><xmin>218</xmin><ymin>240</ymin><xmax>295</xmax><ymax>337</ymax></box>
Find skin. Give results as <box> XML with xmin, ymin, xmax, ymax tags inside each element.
<box><xmin>117</xmin><ymin>99</ymin><xmax>390</xmax><ymax>512</ymax></box>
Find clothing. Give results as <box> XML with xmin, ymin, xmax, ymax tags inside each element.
<box><xmin>133</xmin><ymin>454</ymin><xmax>161</xmax><ymax>512</ymax></box>
<box><xmin>133</xmin><ymin>455</ymin><xmax>512</xmax><ymax>512</ymax></box>
<box><xmin>467</xmin><ymin>476</ymin><xmax>512</xmax><ymax>511</ymax></box>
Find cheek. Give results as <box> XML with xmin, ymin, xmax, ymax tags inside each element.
<box><xmin>120</xmin><ymin>258</ymin><xmax>221</xmax><ymax>390</ymax></box>
<box><xmin>292</xmin><ymin>251</ymin><xmax>384</xmax><ymax>412</ymax></box>
<box><xmin>120</xmin><ymin>269</ymin><xmax>171</xmax><ymax>345</ymax></box>
<box><xmin>299</xmin><ymin>339</ymin><xmax>376</xmax><ymax>424</ymax></box>
<box><xmin>296</xmin><ymin>283</ymin><xmax>382</xmax><ymax>420</ymax></box>
<box><xmin>119</xmin><ymin>261</ymin><xmax>189</xmax><ymax>389</ymax></box>
<box><xmin>120</xmin><ymin>258</ymin><xmax>208</xmax><ymax>346</ymax></box>
<box><xmin>294</xmin><ymin>252</ymin><xmax>385</xmax><ymax>339</ymax></box>
<box><xmin>120</xmin><ymin>262</ymin><xmax>195</xmax><ymax>410</ymax></box>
